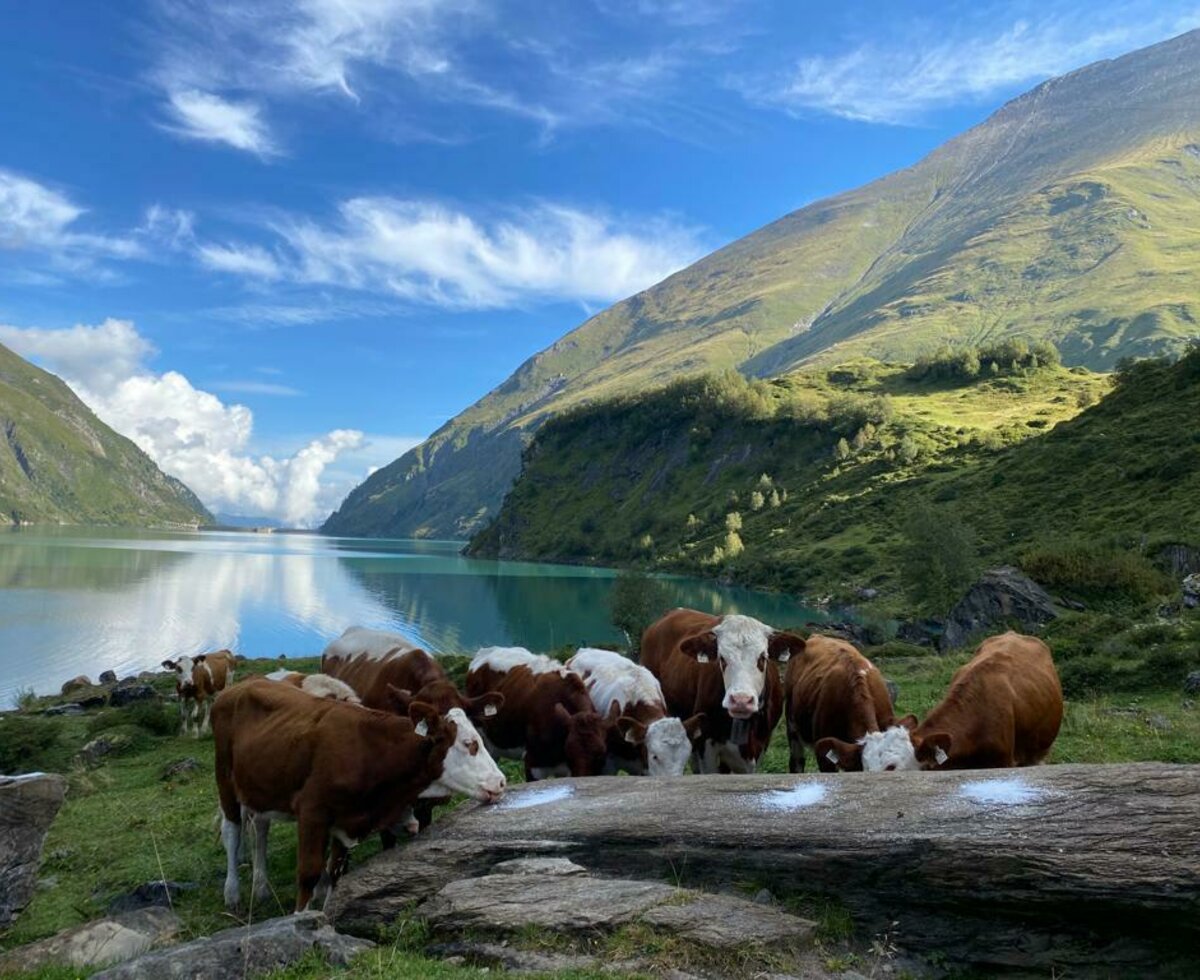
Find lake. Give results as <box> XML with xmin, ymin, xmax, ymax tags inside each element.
<box><xmin>0</xmin><ymin>527</ymin><xmax>830</xmax><ymax>703</ymax></box>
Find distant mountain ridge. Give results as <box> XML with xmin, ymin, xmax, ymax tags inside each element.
<box><xmin>324</xmin><ymin>29</ymin><xmax>1200</xmax><ymax>540</ymax></box>
<box><xmin>0</xmin><ymin>343</ymin><xmax>211</xmax><ymax>527</ymax></box>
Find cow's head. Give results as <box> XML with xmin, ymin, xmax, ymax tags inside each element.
<box><xmin>817</xmin><ymin>715</ymin><xmax>941</xmax><ymax>772</ymax></box>
<box><xmin>556</xmin><ymin>703</ymin><xmax>610</xmax><ymax>777</ymax></box>
<box><xmin>387</xmin><ymin>682</ymin><xmax>503</xmax><ymax>725</ymax></box>
<box><xmin>617</xmin><ymin>712</ymin><xmax>704</xmax><ymax>777</ymax></box>
<box><xmin>420</xmin><ymin>706</ymin><xmax>506</xmax><ymax>804</ymax></box>
<box><xmin>161</xmin><ymin>655</ymin><xmax>198</xmax><ymax>695</ymax></box>
<box><xmin>679</xmin><ymin>615</ymin><xmax>804</xmax><ymax>719</ymax></box>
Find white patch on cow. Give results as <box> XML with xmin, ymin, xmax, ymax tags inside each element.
<box><xmin>331</xmin><ymin>828</ymin><xmax>361</xmax><ymax>848</ymax></box>
<box><xmin>497</xmin><ymin>783</ymin><xmax>574</xmax><ymax>810</ymax></box>
<box><xmin>221</xmin><ymin>816</ymin><xmax>241</xmax><ymax>910</ymax></box>
<box><xmin>960</xmin><ymin>779</ymin><xmax>1042</xmax><ymax>806</ymax></box>
<box><xmin>265</xmin><ymin>669</ymin><xmax>299</xmax><ymax>683</ymax></box>
<box><xmin>569</xmin><ymin>648</ymin><xmax>664</xmax><ymax>714</ymax></box>
<box><xmin>694</xmin><ymin>738</ymin><xmax>756</xmax><ymax>774</ymax></box>
<box><xmin>172</xmin><ymin>655</ymin><xmax>196</xmax><ymax>686</ymax></box>
<box><xmin>422</xmin><ymin>708</ymin><xmax>506</xmax><ymax>803</ymax></box>
<box><xmin>529</xmin><ymin>764</ymin><xmax>571</xmax><ymax>780</ymax></box>
<box><xmin>712</xmin><ymin>615</ymin><xmax>775</xmax><ymax>717</ymax></box>
<box><xmin>201</xmin><ymin>660</ymin><xmax>214</xmax><ymax>684</ymax></box>
<box><xmin>758</xmin><ymin>783</ymin><xmax>827</xmax><ymax>811</ymax></box>
<box><xmin>301</xmin><ymin>674</ymin><xmax>360</xmax><ymax>702</ymax></box>
<box><xmin>858</xmin><ymin>726</ymin><xmax>920</xmax><ymax>772</ymax></box>
<box><xmin>643</xmin><ymin>718</ymin><xmax>692</xmax><ymax>777</ymax></box>
<box><xmin>471</xmin><ymin>646</ymin><xmax>568</xmax><ymax>676</ymax></box>
<box><xmin>322</xmin><ymin>625</ymin><xmax>420</xmax><ymax>663</ymax></box>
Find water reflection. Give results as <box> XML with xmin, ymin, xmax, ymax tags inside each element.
<box><xmin>0</xmin><ymin>528</ymin><xmax>826</xmax><ymax>703</ymax></box>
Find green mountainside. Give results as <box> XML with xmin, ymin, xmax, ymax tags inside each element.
<box><xmin>468</xmin><ymin>347</ymin><xmax>1200</xmax><ymax>602</ymax></box>
<box><xmin>0</xmin><ymin>343</ymin><xmax>211</xmax><ymax>527</ymax></box>
<box><xmin>326</xmin><ymin>29</ymin><xmax>1200</xmax><ymax>540</ymax></box>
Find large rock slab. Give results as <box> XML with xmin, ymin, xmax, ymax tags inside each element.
<box><xmin>91</xmin><ymin>912</ymin><xmax>373</xmax><ymax>980</ymax></box>
<box><xmin>940</xmin><ymin>565</ymin><xmax>1058</xmax><ymax>650</ymax></box>
<box><xmin>328</xmin><ymin>765</ymin><xmax>1200</xmax><ymax>975</ymax></box>
<box><xmin>0</xmin><ymin>773</ymin><xmax>67</xmax><ymax>927</ymax></box>
<box><xmin>0</xmin><ymin>907</ymin><xmax>180</xmax><ymax>972</ymax></box>
<box><xmin>641</xmin><ymin>894</ymin><xmax>814</xmax><ymax>950</ymax></box>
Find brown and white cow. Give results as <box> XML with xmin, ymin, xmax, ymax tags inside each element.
<box><xmin>264</xmin><ymin>669</ymin><xmax>361</xmax><ymax>703</ymax></box>
<box><xmin>825</xmin><ymin>631</ymin><xmax>1063</xmax><ymax>772</ymax></box>
<box><xmin>783</xmin><ymin>635</ymin><xmax>897</xmax><ymax>772</ymax></box>
<box><xmin>321</xmin><ymin>626</ymin><xmax>505</xmax><ymax>833</ymax></box>
<box><xmin>213</xmin><ymin>678</ymin><xmax>504</xmax><ymax>912</ymax></box>
<box><xmin>640</xmin><ymin>609</ymin><xmax>802</xmax><ymax>774</ymax></box>
<box><xmin>161</xmin><ymin>650</ymin><xmax>237</xmax><ymax>737</ymax></box>
<box><xmin>466</xmin><ymin>647</ymin><xmax>609</xmax><ymax>781</ymax></box>
<box><xmin>567</xmin><ymin>648</ymin><xmax>704</xmax><ymax>777</ymax></box>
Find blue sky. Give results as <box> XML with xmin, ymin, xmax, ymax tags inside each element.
<box><xmin>2</xmin><ymin>0</ymin><xmax>1197</xmax><ymax>525</ymax></box>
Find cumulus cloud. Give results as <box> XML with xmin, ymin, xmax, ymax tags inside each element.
<box><xmin>739</xmin><ymin>6</ymin><xmax>1200</xmax><ymax>124</ymax></box>
<box><xmin>0</xmin><ymin>319</ymin><xmax>368</xmax><ymax>527</ymax></box>
<box><xmin>200</xmin><ymin>198</ymin><xmax>705</xmax><ymax>307</ymax></box>
<box><xmin>165</xmin><ymin>89</ymin><xmax>280</xmax><ymax>156</ymax></box>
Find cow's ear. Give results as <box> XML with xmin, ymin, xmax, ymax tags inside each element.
<box><xmin>768</xmin><ymin>632</ymin><xmax>805</xmax><ymax>664</ymax></box>
<box><xmin>193</xmin><ymin>654</ymin><xmax>207</xmax><ymax>663</ymax></box>
<box><xmin>466</xmin><ymin>691</ymin><xmax>503</xmax><ymax>721</ymax></box>
<box><xmin>915</xmin><ymin>731</ymin><xmax>952</xmax><ymax>768</ymax></box>
<box><xmin>408</xmin><ymin>701</ymin><xmax>442</xmax><ymax>739</ymax></box>
<box><xmin>617</xmin><ymin>716</ymin><xmax>647</xmax><ymax>745</ymax></box>
<box><xmin>161</xmin><ymin>659</ymin><xmax>178</xmax><ymax>672</ymax></box>
<box><xmin>816</xmin><ymin>737</ymin><xmax>863</xmax><ymax>771</ymax></box>
<box><xmin>682</xmin><ymin>713</ymin><xmax>706</xmax><ymax>741</ymax></box>
<box><xmin>679</xmin><ymin>632</ymin><xmax>718</xmax><ymax>664</ymax></box>
<box><xmin>387</xmin><ymin>685</ymin><xmax>415</xmax><ymax>715</ymax></box>
<box><xmin>897</xmin><ymin>713</ymin><xmax>919</xmax><ymax>732</ymax></box>
<box><xmin>605</xmin><ymin>700</ymin><xmax>622</xmax><ymax>725</ymax></box>
<box><xmin>553</xmin><ymin>703</ymin><xmax>573</xmax><ymax>728</ymax></box>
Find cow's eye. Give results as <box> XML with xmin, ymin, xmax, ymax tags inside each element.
<box><xmin>757</xmin><ymin>655</ymin><xmax>766</xmax><ymax>670</ymax></box>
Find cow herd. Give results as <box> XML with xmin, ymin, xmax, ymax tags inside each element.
<box><xmin>163</xmin><ymin>608</ymin><xmax>1063</xmax><ymax>913</ymax></box>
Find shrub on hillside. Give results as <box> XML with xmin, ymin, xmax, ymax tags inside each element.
<box><xmin>609</xmin><ymin>569</ymin><xmax>671</xmax><ymax>658</ymax></box>
<box><xmin>898</xmin><ymin>500</ymin><xmax>980</xmax><ymax>614</ymax></box>
<box><xmin>1020</xmin><ymin>544</ymin><xmax>1171</xmax><ymax>603</ymax></box>
<box><xmin>0</xmin><ymin>714</ymin><xmax>68</xmax><ymax>773</ymax></box>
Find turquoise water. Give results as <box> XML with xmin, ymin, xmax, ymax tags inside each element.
<box><xmin>0</xmin><ymin>527</ymin><xmax>829</xmax><ymax>702</ymax></box>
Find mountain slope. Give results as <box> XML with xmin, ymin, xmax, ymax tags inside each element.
<box><xmin>0</xmin><ymin>343</ymin><xmax>211</xmax><ymax>527</ymax></box>
<box><xmin>325</xmin><ymin>29</ymin><xmax>1200</xmax><ymax>540</ymax></box>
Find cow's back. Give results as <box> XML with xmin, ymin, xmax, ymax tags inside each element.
<box><xmin>322</xmin><ymin>629</ymin><xmax>442</xmax><ymax>711</ymax></box>
<box><xmin>786</xmin><ymin>636</ymin><xmax>894</xmax><ymax>745</ymax></box>
<box><xmin>972</xmin><ymin>633</ymin><xmax>1062</xmax><ymax>765</ymax></box>
<box><xmin>640</xmin><ymin>608</ymin><xmax>721</xmax><ymax>718</ymax></box>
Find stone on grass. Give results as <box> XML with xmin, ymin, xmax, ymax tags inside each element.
<box><xmin>110</xmin><ymin>685</ymin><xmax>158</xmax><ymax>708</ymax></box>
<box><xmin>641</xmin><ymin>893</ymin><xmax>815</xmax><ymax>950</ymax></box>
<box><xmin>91</xmin><ymin>912</ymin><xmax>373</xmax><ymax>980</ymax></box>
<box><xmin>78</xmin><ymin>734</ymin><xmax>133</xmax><ymax>767</ymax></box>
<box><xmin>940</xmin><ymin>566</ymin><xmax>1057</xmax><ymax>651</ymax></box>
<box><xmin>99</xmin><ymin>670</ymin><xmax>118</xmax><ymax>686</ymax></box>
<box><xmin>160</xmin><ymin>758</ymin><xmax>200</xmax><ymax>781</ymax></box>
<box><xmin>107</xmin><ymin>880</ymin><xmax>197</xmax><ymax>915</ymax></box>
<box><xmin>0</xmin><ymin>907</ymin><xmax>180</xmax><ymax>972</ymax></box>
<box><xmin>61</xmin><ymin>675</ymin><xmax>93</xmax><ymax>695</ymax></box>
<box><xmin>1185</xmin><ymin>671</ymin><xmax>1200</xmax><ymax>696</ymax></box>
<box><xmin>492</xmin><ymin>857</ymin><xmax>586</xmax><ymax>876</ymax></box>
<box><xmin>0</xmin><ymin>773</ymin><xmax>67</xmax><ymax>927</ymax></box>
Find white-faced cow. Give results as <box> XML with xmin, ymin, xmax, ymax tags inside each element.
<box><xmin>783</xmin><ymin>634</ymin><xmax>897</xmax><ymax>772</ymax></box>
<box><xmin>567</xmin><ymin>648</ymin><xmax>703</xmax><ymax>777</ymax></box>
<box><xmin>161</xmin><ymin>650</ymin><xmax>237</xmax><ymax>737</ymax></box>
<box><xmin>640</xmin><ymin>609</ymin><xmax>803</xmax><ymax>774</ymax></box>
<box><xmin>466</xmin><ymin>647</ymin><xmax>609</xmax><ymax>781</ymax></box>
<box><xmin>321</xmin><ymin>626</ymin><xmax>505</xmax><ymax>834</ymax></box>
<box><xmin>213</xmin><ymin>678</ymin><xmax>504</xmax><ymax>912</ymax></box>
<box><xmin>264</xmin><ymin>669</ymin><xmax>361</xmax><ymax>703</ymax></box>
<box><xmin>823</xmin><ymin>631</ymin><xmax>1063</xmax><ymax>772</ymax></box>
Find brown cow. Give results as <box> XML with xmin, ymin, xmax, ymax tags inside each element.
<box><xmin>466</xmin><ymin>647</ymin><xmax>609</xmax><ymax>781</ymax></box>
<box><xmin>783</xmin><ymin>635</ymin><xmax>897</xmax><ymax>772</ymax></box>
<box><xmin>321</xmin><ymin>626</ymin><xmax>505</xmax><ymax>833</ymax></box>
<box><xmin>640</xmin><ymin>609</ymin><xmax>802</xmax><ymax>773</ymax></box>
<box><xmin>213</xmin><ymin>678</ymin><xmax>504</xmax><ymax>912</ymax></box>
<box><xmin>161</xmin><ymin>650</ymin><xmax>237</xmax><ymax>737</ymax></box>
<box><xmin>827</xmin><ymin>631</ymin><xmax>1063</xmax><ymax>772</ymax></box>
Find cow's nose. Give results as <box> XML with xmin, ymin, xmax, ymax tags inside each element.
<box><xmin>727</xmin><ymin>693</ymin><xmax>757</xmax><ymax>717</ymax></box>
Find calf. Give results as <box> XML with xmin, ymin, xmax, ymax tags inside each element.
<box><xmin>161</xmin><ymin>650</ymin><xmax>237</xmax><ymax>737</ymax></box>
<box><xmin>264</xmin><ymin>670</ymin><xmax>361</xmax><ymax>703</ymax></box>
<box><xmin>827</xmin><ymin>631</ymin><xmax>1063</xmax><ymax>772</ymax></box>
<box><xmin>783</xmin><ymin>635</ymin><xmax>897</xmax><ymax>772</ymax></box>
<box><xmin>466</xmin><ymin>647</ymin><xmax>609</xmax><ymax>781</ymax></box>
<box><xmin>640</xmin><ymin>609</ymin><xmax>802</xmax><ymax>774</ymax></box>
<box><xmin>567</xmin><ymin>648</ymin><xmax>703</xmax><ymax>776</ymax></box>
<box><xmin>322</xmin><ymin>626</ymin><xmax>504</xmax><ymax>833</ymax></box>
<box><xmin>213</xmin><ymin>678</ymin><xmax>504</xmax><ymax>912</ymax></box>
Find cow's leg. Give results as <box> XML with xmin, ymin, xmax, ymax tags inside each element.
<box><xmin>251</xmin><ymin>814</ymin><xmax>271</xmax><ymax>904</ymax></box>
<box><xmin>294</xmin><ymin>814</ymin><xmax>330</xmax><ymax>913</ymax></box>
<box><xmin>178</xmin><ymin>698</ymin><xmax>188</xmax><ymax>736</ymax></box>
<box><xmin>693</xmin><ymin>739</ymin><xmax>721</xmax><ymax>775</ymax></box>
<box><xmin>221</xmin><ymin>816</ymin><xmax>242</xmax><ymax>910</ymax></box>
<box><xmin>413</xmin><ymin>800</ymin><xmax>435</xmax><ymax>831</ymax></box>
<box><xmin>379</xmin><ymin>828</ymin><xmax>398</xmax><ymax>850</ymax></box>
<box><xmin>788</xmin><ymin>724</ymin><xmax>806</xmax><ymax>774</ymax></box>
<box><xmin>314</xmin><ymin>838</ymin><xmax>349</xmax><ymax>909</ymax></box>
<box><xmin>198</xmin><ymin>698</ymin><xmax>212</xmax><ymax>737</ymax></box>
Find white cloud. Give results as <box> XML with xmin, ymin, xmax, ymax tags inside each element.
<box><xmin>741</xmin><ymin>8</ymin><xmax>1200</xmax><ymax>124</ymax></box>
<box><xmin>0</xmin><ymin>319</ymin><xmax>367</xmax><ymax>527</ymax></box>
<box><xmin>207</xmin><ymin>380</ymin><xmax>302</xmax><ymax>397</ymax></box>
<box><xmin>197</xmin><ymin>242</ymin><xmax>283</xmax><ymax>280</ymax></box>
<box><xmin>165</xmin><ymin>89</ymin><xmax>279</xmax><ymax>156</ymax></box>
<box><xmin>0</xmin><ymin>169</ymin><xmax>142</xmax><ymax>269</ymax></box>
<box><xmin>200</xmin><ymin>198</ymin><xmax>705</xmax><ymax>307</ymax></box>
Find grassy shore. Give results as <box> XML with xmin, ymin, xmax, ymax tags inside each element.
<box><xmin>2</xmin><ymin>628</ymin><xmax>1198</xmax><ymax>979</ymax></box>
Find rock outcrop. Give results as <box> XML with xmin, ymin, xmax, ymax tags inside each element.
<box><xmin>91</xmin><ymin>912</ymin><xmax>373</xmax><ymax>980</ymax></box>
<box><xmin>0</xmin><ymin>907</ymin><xmax>180</xmax><ymax>973</ymax></box>
<box><xmin>940</xmin><ymin>565</ymin><xmax>1058</xmax><ymax>651</ymax></box>
<box><xmin>0</xmin><ymin>772</ymin><xmax>67</xmax><ymax>927</ymax></box>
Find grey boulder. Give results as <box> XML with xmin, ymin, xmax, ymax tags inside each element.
<box><xmin>941</xmin><ymin>566</ymin><xmax>1057</xmax><ymax>651</ymax></box>
<box><xmin>0</xmin><ymin>772</ymin><xmax>67</xmax><ymax>927</ymax></box>
<box><xmin>91</xmin><ymin>912</ymin><xmax>373</xmax><ymax>979</ymax></box>
<box><xmin>0</xmin><ymin>907</ymin><xmax>179</xmax><ymax>972</ymax></box>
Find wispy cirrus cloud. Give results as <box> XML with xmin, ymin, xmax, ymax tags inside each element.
<box><xmin>164</xmin><ymin>89</ymin><xmax>280</xmax><ymax>156</ymax></box>
<box><xmin>738</xmin><ymin>5</ymin><xmax>1200</xmax><ymax>124</ymax></box>
<box><xmin>206</xmin><ymin>380</ymin><xmax>303</xmax><ymax>397</ymax></box>
<box><xmin>194</xmin><ymin>197</ymin><xmax>706</xmax><ymax>308</ymax></box>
